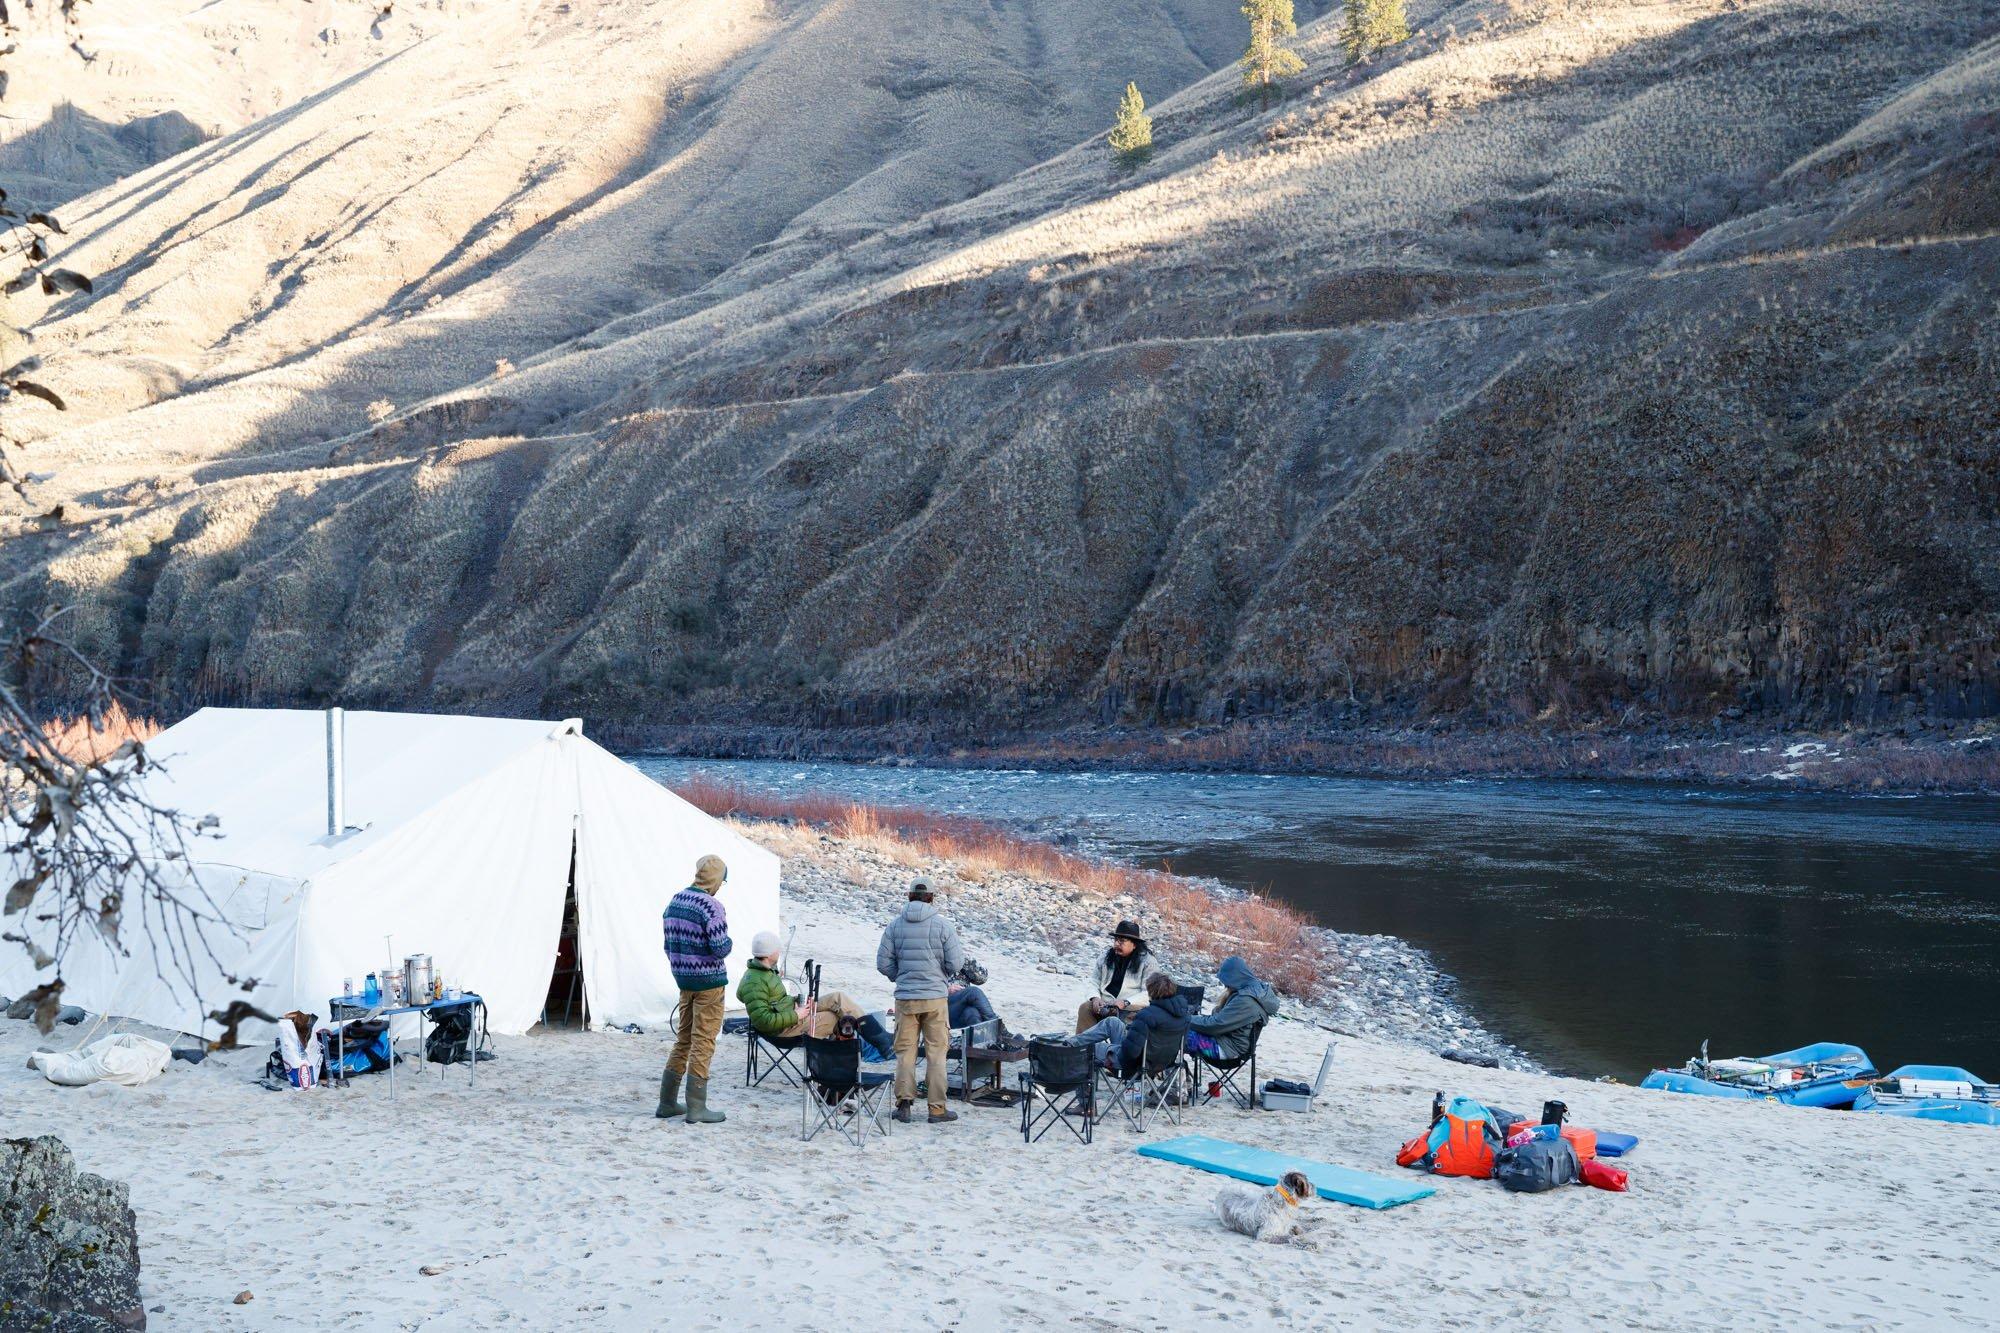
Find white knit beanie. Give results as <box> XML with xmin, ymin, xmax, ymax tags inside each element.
<box><xmin>751</xmin><ymin>930</ymin><xmax>780</xmax><ymax>959</ymax></box>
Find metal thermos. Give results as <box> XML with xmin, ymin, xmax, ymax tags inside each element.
<box><xmin>404</xmin><ymin>954</ymin><xmax>434</xmax><ymax>1006</ymax></box>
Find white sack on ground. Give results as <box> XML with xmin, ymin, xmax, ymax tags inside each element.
<box><xmin>29</xmin><ymin>1033</ymin><xmax>173</xmax><ymax>1087</ymax></box>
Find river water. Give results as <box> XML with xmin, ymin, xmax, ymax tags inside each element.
<box><xmin>632</xmin><ymin>757</ymin><xmax>2000</xmax><ymax>1082</ymax></box>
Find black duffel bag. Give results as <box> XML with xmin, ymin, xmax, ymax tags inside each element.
<box><xmin>1493</xmin><ymin>1136</ymin><xmax>1580</xmax><ymax>1193</ymax></box>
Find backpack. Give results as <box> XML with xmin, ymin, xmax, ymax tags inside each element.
<box><xmin>1492</xmin><ymin>1137</ymin><xmax>1580</xmax><ymax>1193</ymax></box>
<box><xmin>425</xmin><ymin>1006</ymin><xmax>489</xmax><ymax>1064</ymax></box>
<box><xmin>1398</xmin><ymin>1095</ymin><xmax>1505</xmax><ymax>1179</ymax></box>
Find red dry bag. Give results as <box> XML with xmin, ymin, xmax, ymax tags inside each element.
<box><xmin>1579</xmin><ymin>1159</ymin><xmax>1629</xmax><ymax>1192</ymax></box>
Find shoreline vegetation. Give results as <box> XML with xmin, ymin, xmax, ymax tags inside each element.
<box><xmin>671</xmin><ymin>775</ymin><xmax>1325</xmax><ymax>1000</ymax></box>
<box><xmin>617</xmin><ymin>716</ymin><xmax>2000</xmax><ymax>795</ymax></box>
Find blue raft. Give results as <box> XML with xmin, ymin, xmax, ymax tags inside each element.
<box><xmin>1640</xmin><ymin>1041</ymin><xmax>1876</xmax><ymax>1109</ymax></box>
<box><xmin>1853</xmin><ymin>1065</ymin><xmax>2000</xmax><ymax>1127</ymax></box>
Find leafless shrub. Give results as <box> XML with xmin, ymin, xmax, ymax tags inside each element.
<box><xmin>674</xmin><ymin>776</ymin><xmax>1329</xmax><ymax>998</ymax></box>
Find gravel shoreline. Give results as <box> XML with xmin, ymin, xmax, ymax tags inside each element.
<box><xmin>743</xmin><ymin>818</ymin><xmax>1539</xmax><ymax>1073</ymax></box>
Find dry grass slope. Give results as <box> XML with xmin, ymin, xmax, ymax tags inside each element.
<box><xmin>2</xmin><ymin>0</ymin><xmax>1996</xmax><ymax>739</ymax></box>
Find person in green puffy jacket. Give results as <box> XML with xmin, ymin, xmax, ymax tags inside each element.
<box><xmin>736</xmin><ymin>932</ymin><xmax>892</xmax><ymax>1050</ymax></box>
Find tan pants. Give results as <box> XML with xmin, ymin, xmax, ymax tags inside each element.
<box><xmin>893</xmin><ymin>997</ymin><xmax>950</xmax><ymax>1111</ymax></box>
<box><xmin>777</xmin><ymin>990</ymin><xmax>866</xmax><ymax>1040</ymax></box>
<box><xmin>668</xmin><ymin>986</ymin><xmax>725</xmax><ymax>1080</ymax></box>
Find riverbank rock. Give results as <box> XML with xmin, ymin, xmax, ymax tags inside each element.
<box><xmin>0</xmin><ymin>1136</ymin><xmax>146</xmax><ymax>1332</ymax></box>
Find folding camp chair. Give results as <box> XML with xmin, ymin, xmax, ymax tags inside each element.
<box><xmin>801</xmin><ymin>1035</ymin><xmax>892</xmax><ymax>1148</ymax></box>
<box><xmin>746</xmin><ymin>1027</ymin><xmax>805</xmax><ymax>1089</ymax></box>
<box><xmin>1189</xmin><ymin>1019</ymin><xmax>1267</xmax><ymax>1110</ymax></box>
<box><xmin>1019</xmin><ymin>1039</ymin><xmax>1098</xmax><ymax>1145</ymax></box>
<box><xmin>1100</xmin><ymin>1043</ymin><xmax>1192</xmax><ymax>1134</ymax></box>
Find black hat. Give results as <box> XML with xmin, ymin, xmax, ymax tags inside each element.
<box><xmin>1110</xmin><ymin>920</ymin><xmax>1145</xmax><ymax>944</ymax></box>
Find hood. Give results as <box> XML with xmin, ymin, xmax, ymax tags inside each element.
<box><xmin>1217</xmin><ymin>956</ymin><xmax>1278</xmax><ymax>1011</ymax></box>
<box><xmin>1150</xmin><ymin>990</ymin><xmax>1194</xmax><ymax>1020</ymax></box>
<box><xmin>746</xmin><ymin>958</ymin><xmax>778</xmax><ymax>974</ymax></box>
<box><xmin>901</xmin><ymin>901</ymin><xmax>938</xmax><ymax>924</ymax></box>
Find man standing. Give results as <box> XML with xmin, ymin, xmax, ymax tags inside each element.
<box><xmin>660</xmin><ymin>853</ymin><xmax>732</xmax><ymax>1125</ymax></box>
<box><xmin>876</xmin><ymin>878</ymin><xmax>965</xmax><ymax>1125</ymax></box>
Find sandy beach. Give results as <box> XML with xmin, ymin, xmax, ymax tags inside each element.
<box><xmin>6</xmin><ymin>831</ymin><xmax>1999</xmax><ymax>1332</ymax></box>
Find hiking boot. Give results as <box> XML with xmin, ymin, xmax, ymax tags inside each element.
<box><xmin>655</xmin><ymin>1069</ymin><xmax>685</xmax><ymax>1119</ymax></box>
<box><xmin>893</xmin><ymin>1101</ymin><xmax>914</xmax><ymax>1123</ymax></box>
<box><xmin>928</xmin><ymin>1107</ymin><xmax>959</xmax><ymax>1124</ymax></box>
<box><xmin>684</xmin><ymin>1075</ymin><xmax>726</xmax><ymax>1124</ymax></box>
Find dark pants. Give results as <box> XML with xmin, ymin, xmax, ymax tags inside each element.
<box><xmin>948</xmin><ymin>985</ymin><xmax>997</xmax><ymax>1029</ymax></box>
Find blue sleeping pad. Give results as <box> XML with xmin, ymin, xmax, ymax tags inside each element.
<box><xmin>1136</xmin><ymin>1135</ymin><xmax>1435</xmax><ymax>1209</ymax></box>
<box><xmin>1594</xmin><ymin>1131</ymin><xmax>1639</xmax><ymax>1158</ymax></box>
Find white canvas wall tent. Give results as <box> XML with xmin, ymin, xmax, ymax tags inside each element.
<box><xmin>0</xmin><ymin>708</ymin><xmax>779</xmax><ymax>1042</ymax></box>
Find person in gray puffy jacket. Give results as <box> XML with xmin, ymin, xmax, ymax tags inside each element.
<box><xmin>1186</xmin><ymin>956</ymin><xmax>1280</xmax><ymax>1061</ymax></box>
<box><xmin>876</xmin><ymin>879</ymin><xmax>966</xmax><ymax>1124</ymax></box>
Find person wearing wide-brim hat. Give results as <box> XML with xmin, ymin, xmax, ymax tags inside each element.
<box><xmin>1076</xmin><ymin>918</ymin><xmax>1165</xmax><ymax>1033</ymax></box>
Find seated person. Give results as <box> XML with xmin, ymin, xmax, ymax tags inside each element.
<box><xmin>736</xmin><ymin>932</ymin><xmax>892</xmax><ymax>1051</ymax></box>
<box><xmin>946</xmin><ymin>958</ymin><xmax>1016</xmax><ymax>1039</ymax></box>
<box><xmin>1075</xmin><ymin>919</ymin><xmax>1164</xmax><ymax>1033</ymax></box>
<box><xmin>1185</xmin><ymin>956</ymin><xmax>1280</xmax><ymax>1061</ymax></box>
<box><xmin>1110</xmin><ymin>973</ymin><xmax>1191</xmax><ymax>1077</ymax></box>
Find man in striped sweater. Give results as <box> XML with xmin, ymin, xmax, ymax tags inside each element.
<box><xmin>658</xmin><ymin>853</ymin><xmax>733</xmax><ymax>1125</ymax></box>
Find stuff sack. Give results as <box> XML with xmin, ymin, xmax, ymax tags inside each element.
<box><xmin>328</xmin><ymin>1020</ymin><xmax>396</xmax><ymax>1076</ymax></box>
<box><xmin>1402</xmin><ymin>1096</ymin><xmax>1505</xmax><ymax>1178</ymax></box>
<box><xmin>1493</xmin><ymin>1137</ymin><xmax>1581</xmax><ymax>1193</ymax></box>
<box><xmin>1579</xmin><ymin>1159</ymin><xmax>1629</xmax><ymax>1192</ymax></box>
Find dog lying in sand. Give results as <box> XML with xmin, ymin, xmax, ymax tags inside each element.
<box><xmin>1213</xmin><ymin>1170</ymin><xmax>1326</xmax><ymax>1245</ymax></box>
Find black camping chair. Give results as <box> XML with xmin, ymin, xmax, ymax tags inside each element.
<box><xmin>1189</xmin><ymin>1019</ymin><xmax>1267</xmax><ymax>1111</ymax></box>
<box><xmin>801</xmin><ymin>1035</ymin><xmax>892</xmax><ymax>1148</ymax></box>
<box><xmin>1020</xmin><ymin>1039</ymin><xmax>1098</xmax><ymax>1145</ymax></box>
<box><xmin>746</xmin><ymin>1027</ymin><xmax>806</xmax><ymax>1089</ymax></box>
<box><xmin>1100</xmin><ymin>1025</ymin><xmax>1192</xmax><ymax>1133</ymax></box>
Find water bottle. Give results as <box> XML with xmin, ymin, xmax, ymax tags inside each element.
<box><xmin>364</xmin><ymin>972</ymin><xmax>379</xmax><ymax>1005</ymax></box>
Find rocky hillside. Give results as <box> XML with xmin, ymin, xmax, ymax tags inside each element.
<box><xmin>4</xmin><ymin>0</ymin><xmax>1997</xmax><ymax>734</ymax></box>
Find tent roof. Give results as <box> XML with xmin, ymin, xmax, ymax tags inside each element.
<box><xmin>141</xmin><ymin>707</ymin><xmax>583</xmax><ymax>879</ymax></box>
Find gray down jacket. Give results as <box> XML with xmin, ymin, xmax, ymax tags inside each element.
<box><xmin>875</xmin><ymin>901</ymin><xmax>967</xmax><ymax>1001</ymax></box>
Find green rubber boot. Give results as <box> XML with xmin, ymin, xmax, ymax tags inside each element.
<box><xmin>684</xmin><ymin>1074</ymin><xmax>726</xmax><ymax>1124</ymax></box>
<box><xmin>656</xmin><ymin>1069</ymin><xmax>685</xmax><ymax>1119</ymax></box>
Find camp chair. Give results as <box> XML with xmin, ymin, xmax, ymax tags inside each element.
<box><xmin>746</xmin><ymin>1026</ymin><xmax>806</xmax><ymax>1090</ymax></box>
<box><xmin>1099</xmin><ymin>1032</ymin><xmax>1192</xmax><ymax>1134</ymax></box>
<box><xmin>800</xmin><ymin>1035</ymin><xmax>892</xmax><ymax>1148</ymax></box>
<box><xmin>1019</xmin><ymin>1039</ymin><xmax>1098</xmax><ymax>1145</ymax></box>
<box><xmin>1189</xmin><ymin>1019</ymin><xmax>1267</xmax><ymax>1111</ymax></box>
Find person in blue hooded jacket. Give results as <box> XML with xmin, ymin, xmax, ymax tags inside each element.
<box><xmin>1185</xmin><ymin>956</ymin><xmax>1279</xmax><ymax>1061</ymax></box>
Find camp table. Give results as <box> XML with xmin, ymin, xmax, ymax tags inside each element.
<box><xmin>328</xmin><ymin>991</ymin><xmax>486</xmax><ymax>1101</ymax></box>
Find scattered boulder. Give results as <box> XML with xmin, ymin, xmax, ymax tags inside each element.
<box><xmin>5</xmin><ymin>998</ymin><xmax>33</xmax><ymax>1021</ymax></box>
<box><xmin>232</xmin><ymin>1291</ymin><xmax>253</xmax><ymax>1305</ymax></box>
<box><xmin>0</xmin><ymin>1135</ymin><xmax>146</xmax><ymax>1331</ymax></box>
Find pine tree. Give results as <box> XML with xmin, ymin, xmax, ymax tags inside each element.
<box><xmin>1240</xmin><ymin>0</ymin><xmax>1306</xmax><ymax>99</ymax></box>
<box><xmin>1108</xmin><ymin>82</ymin><xmax>1153</xmax><ymax>162</ymax></box>
<box><xmin>1340</xmin><ymin>0</ymin><xmax>1410</xmax><ymax>64</ymax></box>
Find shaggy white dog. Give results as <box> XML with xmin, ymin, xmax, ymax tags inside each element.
<box><xmin>1212</xmin><ymin>1170</ymin><xmax>1326</xmax><ymax>1245</ymax></box>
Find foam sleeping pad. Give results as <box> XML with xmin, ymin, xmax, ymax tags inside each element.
<box><xmin>1136</xmin><ymin>1135</ymin><xmax>1436</xmax><ymax>1209</ymax></box>
<box><xmin>1593</xmin><ymin>1131</ymin><xmax>1639</xmax><ymax>1158</ymax></box>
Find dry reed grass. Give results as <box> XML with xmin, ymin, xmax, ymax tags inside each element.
<box><xmin>673</xmin><ymin>776</ymin><xmax>1326</xmax><ymax>997</ymax></box>
<box><xmin>38</xmin><ymin>701</ymin><xmax>161</xmax><ymax>763</ymax></box>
